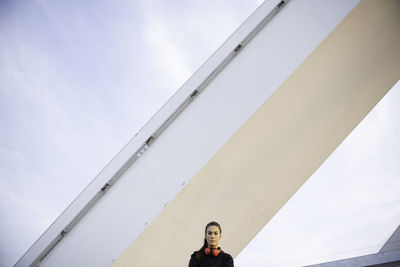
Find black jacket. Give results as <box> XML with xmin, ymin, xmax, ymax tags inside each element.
<box><xmin>188</xmin><ymin>249</ymin><xmax>234</xmax><ymax>267</ymax></box>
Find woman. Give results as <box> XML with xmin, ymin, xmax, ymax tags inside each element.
<box><xmin>189</xmin><ymin>221</ymin><xmax>234</xmax><ymax>267</ymax></box>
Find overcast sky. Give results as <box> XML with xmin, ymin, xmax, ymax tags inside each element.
<box><xmin>0</xmin><ymin>1</ymin><xmax>261</xmax><ymax>266</ymax></box>
<box><xmin>0</xmin><ymin>1</ymin><xmax>399</xmax><ymax>267</ymax></box>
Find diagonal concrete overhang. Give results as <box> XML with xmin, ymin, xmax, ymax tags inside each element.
<box><xmin>113</xmin><ymin>1</ymin><xmax>400</xmax><ymax>266</ymax></box>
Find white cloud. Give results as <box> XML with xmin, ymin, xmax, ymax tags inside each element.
<box><xmin>142</xmin><ymin>15</ymin><xmax>192</xmax><ymax>91</ymax></box>
<box><xmin>140</xmin><ymin>0</ymin><xmax>260</xmax><ymax>92</ymax></box>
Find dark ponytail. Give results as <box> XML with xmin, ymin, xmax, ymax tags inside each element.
<box><xmin>195</xmin><ymin>221</ymin><xmax>222</xmax><ymax>260</ymax></box>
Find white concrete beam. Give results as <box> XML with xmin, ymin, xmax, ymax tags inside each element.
<box><xmin>113</xmin><ymin>1</ymin><xmax>400</xmax><ymax>266</ymax></box>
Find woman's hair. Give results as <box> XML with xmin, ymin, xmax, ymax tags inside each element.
<box><xmin>195</xmin><ymin>221</ymin><xmax>222</xmax><ymax>260</ymax></box>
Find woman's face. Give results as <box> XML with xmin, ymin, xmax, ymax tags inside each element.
<box><xmin>205</xmin><ymin>225</ymin><xmax>221</xmax><ymax>248</ymax></box>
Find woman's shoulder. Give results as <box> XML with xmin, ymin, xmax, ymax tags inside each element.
<box><xmin>221</xmin><ymin>250</ymin><xmax>232</xmax><ymax>257</ymax></box>
<box><xmin>220</xmin><ymin>250</ymin><xmax>233</xmax><ymax>260</ymax></box>
<box><xmin>189</xmin><ymin>251</ymin><xmax>201</xmax><ymax>267</ymax></box>
<box><xmin>190</xmin><ymin>250</ymin><xmax>201</xmax><ymax>259</ymax></box>
<box><xmin>220</xmin><ymin>250</ymin><xmax>234</xmax><ymax>265</ymax></box>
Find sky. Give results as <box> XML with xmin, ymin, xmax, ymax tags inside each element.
<box><xmin>0</xmin><ymin>0</ymin><xmax>262</xmax><ymax>266</ymax></box>
<box><xmin>0</xmin><ymin>0</ymin><xmax>399</xmax><ymax>267</ymax></box>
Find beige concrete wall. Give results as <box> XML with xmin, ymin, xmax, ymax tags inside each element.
<box><xmin>113</xmin><ymin>1</ymin><xmax>400</xmax><ymax>266</ymax></box>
